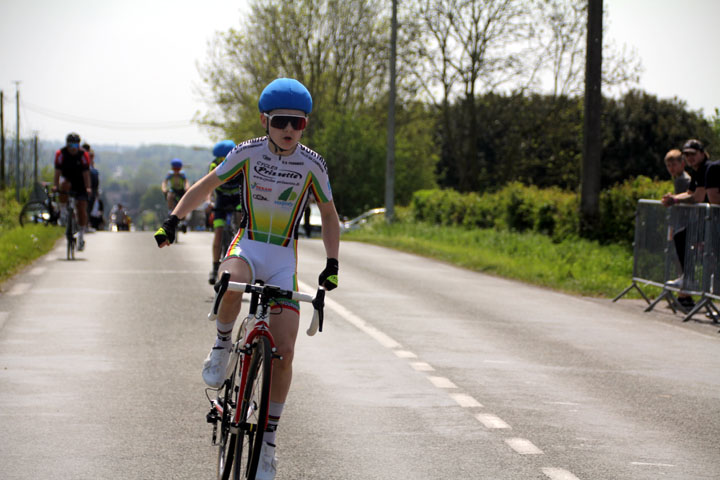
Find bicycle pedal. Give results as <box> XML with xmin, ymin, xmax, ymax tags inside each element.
<box><xmin>272</xmin><ymin>353</ymin><xmax>283</xmax><ymax>360</ymax></box>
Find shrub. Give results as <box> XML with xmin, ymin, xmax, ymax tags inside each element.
<box><xmin>410</xmin><ymin>176</ymin><xmax>673</xmax><ymax>246</ymax></box>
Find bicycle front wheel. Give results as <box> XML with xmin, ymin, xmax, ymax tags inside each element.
<box><xmin>66</xmin><ymin>212</ymin><xmax>76</xmax><ymax>260</ymax></box>
<box><xmin>19</xmin><ymin>202</ymin><xmax>51</xmax><ymax>227</ymax></box>
<box><xmin>234</xmin><ymin>335</ymin><xmax>272</xmax><ymax>480</ymax></box>
<box><xmin>217</xmin><ymin>346</ymin><xmax>242</xmax><ymax>480</ymax></box>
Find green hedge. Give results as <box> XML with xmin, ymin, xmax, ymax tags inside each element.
<box><xmin>410</xmin><ymin>176</ymin><xmax>672</xmax><ymax>246</ymax></box>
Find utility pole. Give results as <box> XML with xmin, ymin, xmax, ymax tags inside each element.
<box><xmin>1</xmin><ymin>90</ymin><xmax>5</xmax><ymax>189</ymax></box>
<box><xmin>33</xmin><ymin>133</ymin><xmax>38</xmax><ymax>187</ymax></box>
<box><xmin>580</xmin><ymin>0</ymin><xmax>602</xmax><ymax>237</ymax></box>
<box><xmin>14</xmin><ymin>81</ymin><xmax>21</xmax><ymax>201</ymax></box>
<box><xmin>384</xmin><ymin>0</ymin><xmax>397</xmax><ymax>223</ymax></box>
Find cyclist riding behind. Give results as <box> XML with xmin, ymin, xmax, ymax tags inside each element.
<box><xmin>54</xmin><ymin>132</ymin><xmax>92</xmax><ymax>251</ymax></box>
<box><xmin>208</xmin><ymin>139</ymin><xmax>243</xmax><ymax>285</ymax></box>
<box><xmin>162</xmin><ymin>158</ymin><xmax>190</xmax><ymax>232</ymax></box>
<box><xmin>155</xmin><ymin>78</ymin><xmax>340</xmax><ymax>480</ymax></box>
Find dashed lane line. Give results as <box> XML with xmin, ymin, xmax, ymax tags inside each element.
<box><xmin>302</xmin><ymin>282</ymin><xmax>582</xmax><ymax>478</ymax></box>
<box><xmin>630</xmin><ymin>462</ymin><xmax>675</xmax><ymax>467</ymax></box>
<box><xmin>410</xmin><ymin>361</ymin><xmax>435</xmax><ymax>371</ymax></box>
<box><xmin>505</xmin><ymin>438</ymin><xmax>544</xmax><ymax>455</ymax></box>
<box><xmin>542</xmin><ymin>467</ymin><xmax>581</xmax><ymax>480</ymax></box>
<box><xmin>427</xmin><ymin>376</ymin><xmax>458</xmax><ymax>389</ymax></box>
<box><xmin>475</xmin><ymin>413</ymin><xmax>511</xmax><ymax>429</ymax></box>
<box><xmin>449</xmin><ymin>393</ymin><xmax>483</xmax><ymax>408</ymax></box>
<box><xmin>394</xmin><ymin>349</ymin><xmax>417</xmax><ymax>358</ymax></box>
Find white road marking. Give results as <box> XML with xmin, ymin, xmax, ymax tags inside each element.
<box><xmin>545</xmin><ymin>401</ymin><xmax>580</xmax><ymax>406</ymax></box>
<box><xmin>393</xmin><ymin>350</ymin><xmax>417</xmax><ymax>358</ymax></box>
<box><xmin>6</xmin><ymin>283</ymin><xmax>31</xmax><ymax>296</ymax></box>
<box><xmin>427</xmin><ymin>376</ymin><xmax>457</xmax><ymax>389</ymax></box>
<box><xmin>542</xmin><ymin>467</ymin><xmax>581</xmax><ymax>480</ymax></box>
<box><xmin>30</xmin><ymin>266</ymin><xmax>46</xmax><ymax>275</ymax></box>
<box><xmin>449</xmin><ymin>393</ymin><xmax>482</xmax><ymax>408</ymax></box>
<box><xmin>0</xmin><ymin>312</ymin><xmax>8</xmax><ymax>330</ymax></box>
<box><xmin>312</xmin><ymin>285</ymin><xmax>402</xmax><ymax>349</ymax></box>
<box><xmin>409</xmin><ymin>361</ymin><xmax>434</xmax><ymax>371</ymax></box>
<box><xmin>505</xmin><ymin>438</ymin><xmax>543</xmax><ymax>455</ymax></box>
<box><xmin>630</xmin><ymin>462</ymin><xmax>675</xmax><ymax>467</ymax></box>
<box><xmin>475</xmin><ymin>413</ymin><xmax>511</xmax><ymax>429</ymax></box>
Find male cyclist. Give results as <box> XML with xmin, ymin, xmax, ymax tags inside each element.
<box><xmin>54</xmin><ymin>132</ymin><xmax>92</xmax><ymax>250</ymax></box>
<box><xmin>155</xmin><ymin>78</ymin><xmax>340</xmax><ymax>480</ymax></box>
<box><xmin>162</xmin><ymin>158</ymin><xmax>190</xmax><ymax>233</ymax></box>
<box><xmin>162</xmin><ymin>158</ymin><xmax>189</xmax><ymax>212</ymax></box>
<box><xmin>208</xmin><ymin>139</ymin><xmax>243</xmax><ymax>285</ymax></box>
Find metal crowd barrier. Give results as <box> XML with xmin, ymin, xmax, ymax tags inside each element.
<box><xmin>614</xmin><ymin>200</ymin><xmax>720</xmax><ymax>325</ymax></box>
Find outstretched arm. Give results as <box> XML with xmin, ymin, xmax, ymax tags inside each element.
<box><xmin>318</xmin><ymin>200</ymin><xmax>340</xmax><ymax>259</ymax></box>
<box><xmin>172</xmin><ymin>171</ymin><xmax>223</xmax><ymax>220</ymax></box>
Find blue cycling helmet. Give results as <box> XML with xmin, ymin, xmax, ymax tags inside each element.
<box><xmin>258</xmin><ymin>78</ymin><xmax>312</xmax><ymax>114</ymax></box>
<box><xmin>212</xmin><ymin>140</ymin><xmax>236</xmax><ymax>158</ymax></box>
<box><xmin>170</xmin><ymin>158</ymin><xmax>183</xmax><ymax>168</ymax></box>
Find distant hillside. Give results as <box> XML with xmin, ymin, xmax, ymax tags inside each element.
<box><xmin>31</xmin><ymin>141</ymin><xmax>222</xmax><ymax>229</ymax></box>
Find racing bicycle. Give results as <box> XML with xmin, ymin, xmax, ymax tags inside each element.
<box><xmin>206</xmin><ymin>272</ymin><xmax>325</xmax><ymax>480</ymax></box>
<box><xmin>18</xmin><ymin>183</ymin><xmax>60</xmax><ymax>227</ymax></box>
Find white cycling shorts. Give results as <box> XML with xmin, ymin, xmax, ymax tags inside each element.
<box><xmin>225</xmin><ymin>237</ymin><xmax>299</xmax><ymax>312</ymax></box>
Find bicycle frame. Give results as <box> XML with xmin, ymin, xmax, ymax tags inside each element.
<box><xmin>206</xmin><ymin>272</ymin><xmax>325</xmax><ymax>479</ymax></box>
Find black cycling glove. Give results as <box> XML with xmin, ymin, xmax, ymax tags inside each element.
<box><xmin>154</xmin><ymin>215</ymin><xmax>179</xmax><ymax>246</ymax></box>
<box><xmin>318</xmin><ymin>258</ymin><xmax>339</xmax><ymax>291</ymax></box>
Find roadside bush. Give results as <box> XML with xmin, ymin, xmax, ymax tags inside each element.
<box><xmin>410</xmin><ymin>176</ymin><xmax>673</xmax><ymax>246</ymax></box>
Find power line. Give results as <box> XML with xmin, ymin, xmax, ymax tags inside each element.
<box><xmin>13</xmin><ymin>99</ymin><xmax>195</xmax><ymax>130</ymax></box>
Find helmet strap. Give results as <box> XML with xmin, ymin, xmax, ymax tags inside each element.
<box><xmin>265</xmin><ymin>125</ymin><xmax>290</xmax><ymax>154</ymax></box>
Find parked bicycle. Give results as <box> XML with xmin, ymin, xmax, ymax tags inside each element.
<box><xmin>18</xmin><ymin>183</ymin><xmax>60</xmax><ymax>227</ymax></box>
<box><xmin>206</xmin><ymin>272</ymin><xmax>325</xmax><ymax>480</ymax></box>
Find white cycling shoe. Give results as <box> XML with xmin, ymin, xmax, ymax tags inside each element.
<box><xmin>202</xmin><ymin>346</ymin><xmax>230</xmax><ymax>388</ymax></box>
<box><xmin>256</xmin><ymin>442</ymin><xmax>277</xmax><ymax>480</ymax></box>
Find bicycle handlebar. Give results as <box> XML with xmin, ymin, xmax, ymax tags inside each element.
<box><xmin>208</xmin><ymin>271</ymin><xmax>325</xmax><ymax>336</ymax></box>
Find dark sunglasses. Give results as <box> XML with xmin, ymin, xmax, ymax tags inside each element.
<box><xmin>264</xmin><ymin>113</ymin><xmax>307</xmax><ymax>131</ymax></box>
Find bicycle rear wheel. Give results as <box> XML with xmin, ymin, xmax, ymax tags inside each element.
<box><xmin>234</xmin><ymin>335</ymin><xmax>272</xmax><ymax>480</ymax></box>
<box><xmin>19</xmin><ymin>201</ymin><xmax>51</xmax><ymax>227</ymax></box>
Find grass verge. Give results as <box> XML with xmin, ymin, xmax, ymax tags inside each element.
<box><xmin>0</xmin><ymin>225</ymin><xmax>64</xmax><ymax>285</ymax></box>
<box><xmin>343</xmin><ymin>219</ymin><xmax>659</xmax><ymax>299</ymax></box>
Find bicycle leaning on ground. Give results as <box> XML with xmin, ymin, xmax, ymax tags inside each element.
<box><xmin>18</xmin><ymin>183</ymin><xmax>60</xmax><ymax>227</ymax></box>
<box><xmin>205</xmin><ymin>272</ymin><xmax>325</xmax><ymax>480</ymax></box>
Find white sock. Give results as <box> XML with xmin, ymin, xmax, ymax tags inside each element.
<box><xmin>265</xmin><ymin>401</ymin><xmax>284</xmax><ymax>446</ymax></box>
<box><xmin>215</xmin><ymin>319</ymin><xmax>235</xmax><ymax>348</ymax></box>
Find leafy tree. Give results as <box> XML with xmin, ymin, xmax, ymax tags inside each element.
<box><xmin>197</xmin><ymin>0</ymin><xmax>393</xmax><ymax>143</ymax></box>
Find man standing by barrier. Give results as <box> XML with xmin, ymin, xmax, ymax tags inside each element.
<box><xmin>662</xmin><ymin>140</ymin><xmax>720</xmax><ymax>206</ymax></box>
<box><xmin>661</xmin><ymin>140</ymin><xmax>720</xmax><ymax>310</ymax></box>
<box><xmin>661</xmin><ymin>149</ymin><xmax>694</xmax><ymax>308</ymax></box>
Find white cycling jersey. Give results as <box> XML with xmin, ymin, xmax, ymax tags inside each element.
<box><xmin>213</xmin><ymin>136</ymin><xmax>333</xmax><ymax>248</ymax></box>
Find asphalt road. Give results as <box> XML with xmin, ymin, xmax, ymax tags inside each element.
<box><xmin>1</xmin><ymin>231</ymin><xmax>719</xmax><ymax>479</ymax></box>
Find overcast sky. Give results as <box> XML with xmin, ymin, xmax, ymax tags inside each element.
<box><xmin>1</xmin><ymin>0</ymin><xmax>718</xmax><ymax>148</ymax></box>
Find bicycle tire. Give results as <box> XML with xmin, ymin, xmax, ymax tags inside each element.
<box><xmin>66</xmin><ymin>209</ymin><xmax>76</xmax><ymax>261</ymax></box>
<box><xmin>19</xmin><ymin>201</ymin><xmax>51</xmax><ymax>227</ymax></box>
<box><xmin>217</xmin><ymin>347</ymin><xmax>242</xmax><ymax>480</ymax></box>
<box><xmin>234</xmin><ymin>335</ymin><xmax>272</xmax><ymax>480</ymax></box>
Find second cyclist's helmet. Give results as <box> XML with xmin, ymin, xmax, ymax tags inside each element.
<box><xmin>258</xmin><ymin>78</ymin><xmax>312</xmax><ymax>114</ymax></box>
<box><xmin>212</xmin><ymin>140</ymin><xmax>236</xmax><ymax>158</ymax></box>
<box><xmin>170</xmin><ymin>158</ymin><xmax>183</xmax><ymax>168</ymax></box>
<box><xmin>66</xmin><ymin>132</ymin><xmax>81</xmax><ymax>145</ymax></box>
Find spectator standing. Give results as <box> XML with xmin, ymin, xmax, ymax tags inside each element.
<box><xmin>662</xmin><ymin>149</ymin><xmax>693</xmax><ymax>309</ymax></box>
<box><xmin>82</xmin><ymin>143</ymin><xmax>101</xmax><ymax>230</ymax></box>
